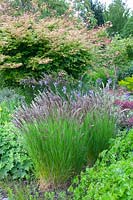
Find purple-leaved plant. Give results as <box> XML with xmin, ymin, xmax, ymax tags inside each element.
<box><xmin>114</xmin><ymin>100</ymin><xmax>133</xmax><ymax>110</ymax></box>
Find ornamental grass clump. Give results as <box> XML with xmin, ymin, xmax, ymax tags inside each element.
<box><xmin>83</xmin><ymin>110</ymin><xmax>116</xmax><ymax>165</ymax></box>
<box><xmin>13</xmin><ymin>92</ymin><xmax>69</xmax><ymax>128</ymax></box>
<box><xmin>13</xmin><ymin>83</ymin><xmax>119</xmax><ymax>128</ymax></box>
<box><xmin>13</xmin><ymin>88</ymin><xmax>119</xmax><ymax>188</ymax></box>
<box><xmin>21</xmin><ymin>113</ymin><xmax>88</xmax><ymax>189</ymax></box>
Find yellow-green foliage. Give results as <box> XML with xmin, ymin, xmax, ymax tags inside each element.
<box><xmin>119</xmin><ymin>76</ymin><xmax>133</xmax><ymax>91</ymax></box>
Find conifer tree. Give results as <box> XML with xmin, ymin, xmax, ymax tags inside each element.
<box><xmin>104</xmin><ymin>0</ymin><xmax>130</xmax><ymax>35</ymax></box>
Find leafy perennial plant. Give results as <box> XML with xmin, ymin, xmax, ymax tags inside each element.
<box><xmin>70</xmin><ymin>129</ymin><xmax>133</xmax><ymax>200</ymax></box>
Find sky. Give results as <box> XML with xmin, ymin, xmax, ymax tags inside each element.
<box><xmin>100</xmin><ymin>0</ymin><xmax>133</xmax><ymax>10</ymax></box>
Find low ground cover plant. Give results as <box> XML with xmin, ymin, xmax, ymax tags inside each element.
<box><xmin>0</xmin><ymin>123</ymin><xmax>32</xmax><ymax>180</ymax></box>
<box><xmin>71</xmin><ymin>157</ymin><xmax>133</xmax><ymax>200</ymax></box>
<box><xmin>0</xmin><ymin>88</ymin><xmax>32</xmax><ymax>180</ymax></box>
<box><xmin>70</xmin><ymin>129</ymin><xmax>133</xmax><ymax>200</ymax></box>
<box><xmin>1</xmin><ymin>181</ymin><xmax>70</xmax><ymax>200</ymax></box>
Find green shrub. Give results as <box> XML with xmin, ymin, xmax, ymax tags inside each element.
<box><xmin>0</xmin><ymin>15</ymin><xmax>92</xmax><ymax>86</ymax></box>
<box><xmin>90</xmin><ymin>36</ymin><xmax>133</xmax><ymax>82</ymax></box>
<box><xmin>119</xmin><ymin>76</ymin><xmax>133</xmax><ymax>91</ymax></box>
<box><xmin>0</xmin><ymin>88</ymin><xmax>24</xmax><ymax>104</ymax></box>
<box><xmin>0</xmin><ymin>123</ymin><xmax>32</xmax><ymax>180</ymax></box>
<box><xmin>70</xmin><ymin>129</ymin><xmax>133</xmax><ymax>200</ymax></box>
<box><xmin>107</xmin><ymin>37</ymin><xmax>133</xmax><ymax>79</ymax></box>
<box><xmin>118</xmin><ymin>65</ymin><xmax>133</xmax><ymax>81</ymax></box>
